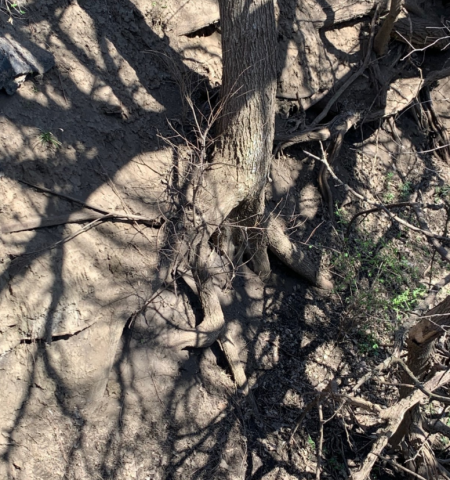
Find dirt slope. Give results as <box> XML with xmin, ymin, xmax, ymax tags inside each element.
<box><xmin>0</xmin><ymin>1</ymin><xmax>450</xmax><ymax>479</ymax></box>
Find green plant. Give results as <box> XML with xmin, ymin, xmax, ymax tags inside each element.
<box><xmin>383</xmin><ymin>173</ymin><xmax>395</xmax><ymax>202</ymax></box>
<box><xmin>37</xmin><ymin>130</ymin><xmax>62</xmax><ymax>149</ymax></box>
<box><xmin>332</xmin><ymin>231</ymin><xmax>424</xmax><ymax>333</ymax></box>
<box><xmin>386</xmin><ymin>171</ymin><xmax>394</xmax><ymax>182</ymax></box>
<box><xmin>391</xmin><ymin>286</ymin><xmax>426</xmax><ymax>318</ymax></box>
<box><xmin>1</xmin><ymin>0</ymin><xmax>26</xmax><ymax>21</ymax></box>
<box><xmin>356</xmin><ymin>330</ymin><xmax>380</xmax><ymax>354</ymax></box>
<box><xmin>435</xmin><ymin>184</ymin><xmax>450</xmax><ymax>202</ymax></box>
<box><xmin>400</xmin><ymin>181</ymin><xmax>413</xmax><ymax>199</ymax></box>
<box><xmin>335</xmin><ymin>204</ymin><xmax>349</xmax><ymax>226</ymax></box>
<box><xmin>328</xmin><ymin>456</ymin><xmax>345</xmax><ymax>473</ymax></box>
<box><xmin>307</xmin><ymin>435</ymin><xmax>315</xmax><ymax>450</ymax></box>
<box><xmin>383</xmin><ymin>192</ymin><xmax>395</xmax><ymax>202</ymax></box>
<box><xmin>9</xmin><ymin>2</ymin><xmax>25</xmax><ymax>13</ymax></box>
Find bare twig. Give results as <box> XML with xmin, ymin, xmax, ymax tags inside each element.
<box><xmin>346</xmin><ymin>202</ymin><xmax>444</xmax><ymax>237</ymax></box>
<box><xmin>21</xmin><ymin>217</ymin><xmax>106</xmax><ymax>256</ymax></box>
<box><xmin>376</xmin><ymin>454</ymin><xmax>427</xmax><ymax>480</ymax></box>
<box><xmin>310</xmin><ymin>5</ymin><xmax>379</xmax><ymax>128</ymax></box>
<box><xmin>316</xmin><ymin>403</ymin><xmax>324</xmax><ymax>480</ymax></box>
<box><xmin>2</xmin><ymin>180</ymin><xmax>164</xmax><ymax>234</ymax></box>
<box><xmin>303</xmin><ymin>149</ymin><xmax>450</xmax><ymax>243</ymax></box>
<box><xmin>392</xmin><ymin>357</ymin><xmax>450</xmax><ymax>405</ymax></box>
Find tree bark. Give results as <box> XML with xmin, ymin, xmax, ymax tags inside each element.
<box><xmin>169</xmin><ymin>0</ymin><xmax>278</xmax><ymax>349</ymax></box>
<box><xmin>205</xmin><ymin>0</ymin><xmax>277</xmax><ymax>218</ymax></box>
<box><xmin>203</xmin><ymin>0</ymin><xmax>278</xmax><ymax>275</ymax></box>
<box><xmin>389</xmin><ymin>295</ymin><xmax>450</xmax><ymax>477</ymax></box>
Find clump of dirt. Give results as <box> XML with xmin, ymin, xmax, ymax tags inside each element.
<box><xmin>0</xmin><ymin>1</ymin><xmax>450</xmax><ymax>479</ymax></box>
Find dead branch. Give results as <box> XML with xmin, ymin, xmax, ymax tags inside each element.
<box><xmin>376</xmin><ymin>454</ymin><xmax>428</xmax><ymax>480</ymax></box>
<box><xmin>18</xmin><ymin>179</ymin><xmax>109</xmax><ymax>213</ymax></box>
<box><xmin>275</xmin><ymin>70</ymin><xmax>426</xmax><ymax>155</ymax></box>
<box><xmin>2</xmin><ymin>181</ymin><xmax>164</xmax><ymax>234</ymax></box>
<box><xmin>316</xmin><ymin>403</ymin><xmax>324</xmax><ymax>480</ymax></box>
<box><xmin>350</xmin><ymin>368</ymin><xmax>450</xmax><ymax>480</ymax></box>
<box><xmin>303</xmin><ymin>149</ymin><xmax>450</xmax><ymax>243</ymax></box>
<box><xmin>394</xmin><ymin>12</ymin><xmax>450</xmax><ymax>52</ymax></box>
<box><xmin>333</xmin><ymin>393</ymin><xmax>382</xmax><ymax>414</ymax></box>
<box><xmin>346</xmin><ymin>202</ymin><xmax>444</xmax><ymax>237</ymax></box>
<box><xmin>393</xmin><ymin>357</ymin><xmax>450</xmax><ymax>405</ymax></box>
<box><xmin>22</xmin><ymin>217</ymin><xmax>106</xmax><ymax>257</ymax></box>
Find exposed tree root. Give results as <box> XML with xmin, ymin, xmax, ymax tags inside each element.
<box><xmin>165</xmin><ymin>204</ymin><xmax>332</xmax><ymax>423</ymax></box>
<box><xmin>266</xmin><ymin>214</ymin><xmax>333</xmax><ymax>290</ymax></box>
<box><xmin>163</xmin><ymin>1</ymin><xmax>450</xmax><ymax>467</ymax></box>
<box><xmin>374</xmin><ymin>0</ymin><xmax>403</xmax><ymax>56</ymax></box>
<box><xmin>218</xmin><ymin>325</ymin><xmax>261</xmax><ymax>418</ymax></box>
<box><xmin>417</xmin><ymin>86</ymin><xmax>450</xmax><ymax>164</ymax></box>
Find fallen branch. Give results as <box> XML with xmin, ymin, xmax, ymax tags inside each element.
<box><xmin>21</xmin><ymin>217</ymin><xmax>106</xmax><ymax>257</ymax></box>
<box><xmin>376</xmin><ymin>454</ymin><xmax>428</xmax><ymax>480</ymax></box>
<box><xmin>412</xmin><ymin>201</ymin><xmax>450</xmax><ymax>265</ymax></box>
<box><xmin>350</xmin><ymin>368</ymin><xmax>450</xmax><ymax>480</ymax></box>
<box><xmin>392</xmin><ymin>357</ymin><xmax>450</xmax><ymax>405</ymax></box>
<box><xmin>1</xmin><ymin>180</ymin><xmax>164</xmax><ymax>234</ymax></box>
<box><xmin>316</xmin><ymin>403</ymin><xmax>324</xmax><ymax>480</ymax></box>
<box><xmin>346</xmin><ymin>202</ymin><xmax>444</xmax><ymax>237</ymax></box>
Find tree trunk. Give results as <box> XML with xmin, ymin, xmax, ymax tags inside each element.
<box><xmin>406</xmin><ymin>295</ymin><xmax>450</xmax><ymax>379</ymax></box>
<box><xmin>169</xmin><ymin>0</ymin><xmax>278</xmax><ymax>349</ymax></box>
<box><xmin>188</xmin><ymin>0</ymin><xmax>277</xmax><ymax>231</ymax></box>
<box><xmin>216</xmin><ymin>0</ymin><xmax>277</xmax><ymax>204</ymax></box>
<box><xmin>390</xmin><ymin>295</ymin><xmax>450</xmax><ymax>477</ymax></box>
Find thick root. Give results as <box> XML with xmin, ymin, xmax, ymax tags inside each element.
<box><xmin>166</xmin><ymin>238</ymin><xmax>226</xmax><ymax>349</ymax></box>
<box><xmin>266</xmin><ymin>214</ymin><xmax>334</xmax><ymax>290</ymax></box>
<box><xmin>219</xmin><ymin>324</ymin><xmax>260</xmax><ymax>418</ymax></box>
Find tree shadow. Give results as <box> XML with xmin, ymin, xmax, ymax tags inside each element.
<box><xmin>1</xmin><ymin>0</ymin><xmax>449</xmax><ymax>479</ymax></box>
